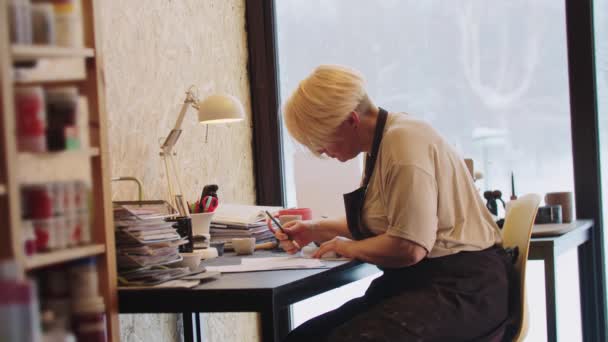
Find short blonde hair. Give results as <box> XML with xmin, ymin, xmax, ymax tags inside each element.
<box><xmin>283</xmin><ymin>64</ymin><xmax>373</xmax><ymax>155</ymax></box>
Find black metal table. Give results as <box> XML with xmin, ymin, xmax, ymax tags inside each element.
<box><xmin>119</xmin><ymin>220</ymin><xmax>592</xmax><ymax>342</ymax></box>
<box><xmin>118</xmin><ymin>252</ymin><xmax>380</xmax><ymax>342</ymax></box>
<box><xmin>529</xmin><ymin>219</ymin><xmax>593</xmax><ymax>342</ymax></box>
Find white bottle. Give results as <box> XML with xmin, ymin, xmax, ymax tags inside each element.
<box><xmin>52</xmin><ymin>0</ymin><xmax>83</xmax><ymax>47</ymax></box>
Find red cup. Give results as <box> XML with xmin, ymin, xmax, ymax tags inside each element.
<box><xmin>267</xmin><ymin>208</ymin><xmax>313</xmax><ymax>234</ymax></box>
<box><xmin>277</xmin><ymin>208</ymin><xmax>312</xmax><ymax>221</ymax></box>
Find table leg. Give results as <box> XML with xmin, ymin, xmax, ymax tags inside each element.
<box><xmin>260</xmin><ymin>303</ymin><xmax>278</xmax><ymax>342</ymax></box>
<box><xmin>277</xmin><ymin>305</ymin><xmax>292</xmax><ymax>339</ymax></box>
<box><xmin>544</xmin><ymin>250</ymin><xmax>558</xmax><ymax>342</ymax></box>
<box><xmin>195</xmin><ymin>313</ymin><xmax>203</xmax><ymax>341</ymax></box>
<box><xmin>183</xmin><ymin>312</ymin><xmax>195</xmax><ymax>342</ymax></box>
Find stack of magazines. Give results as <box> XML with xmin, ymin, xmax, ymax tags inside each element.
<box><xmin>114</xmin><ymin>202</ymin><xmax>191</xmax><ymax>286</ymax></box>
<box><xmin>210</xmin><ymin>203</ymin><xmax>283</xmax><ymax>250</ymax></box>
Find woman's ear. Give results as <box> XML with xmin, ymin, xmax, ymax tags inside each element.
<box><xmin>347</xmin><ymin>111</ymin><xmax>361</xmax><ymax>127</ymax></box>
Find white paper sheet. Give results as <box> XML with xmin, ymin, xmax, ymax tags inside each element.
<box><xmin>205</xmin><ymin>256</ymin><xmax>327</xmax><ymax>273</ymax></box>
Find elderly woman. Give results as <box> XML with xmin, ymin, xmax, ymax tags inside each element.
<box><xmin>273</xmin><ymin>65</ymin><xmax>514</xmax><ymax>341</ymax></box>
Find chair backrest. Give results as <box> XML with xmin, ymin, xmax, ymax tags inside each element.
<box><xmin>501</xmin><ymin>193</ymin><xmax>541</xmax><ymax>341</ymax></box>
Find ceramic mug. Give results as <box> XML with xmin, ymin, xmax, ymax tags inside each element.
<box><xmin>232</xmin><ymin>237</ymin><xmax>256</xmax><ymax>255</ymax></box>
<box><xmin>544</xmin><ymin>192</ymin><xmax>574</xmax><ymax>223</ymax></box>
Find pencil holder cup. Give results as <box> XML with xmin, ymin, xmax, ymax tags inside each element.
<box><xmin>191</xmin><ymin>212</ymin><xmax>214</xmax><ymax>239</ymax></box>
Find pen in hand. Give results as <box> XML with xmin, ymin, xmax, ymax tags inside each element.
<box><xmin>265</xmin><ymin>210</ymin><xmax>301</xmax><ymax>250</ymax></box>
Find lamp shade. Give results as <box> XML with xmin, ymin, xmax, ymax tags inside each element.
<box><xmin>197</xmin><ymin>94</ymin><xmax>245</xmax><ymax>124</ymax></box>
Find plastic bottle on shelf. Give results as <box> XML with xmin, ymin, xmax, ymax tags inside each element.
<box><xmin>23</xmin><ymin>220</ymin><xmax>37</xmax><ymax>256</ymax></box>
<box><xmin>0</xmin><ymin>261</ymin><xmax>42</xmax><ymax>342</ymax></box>
<box><xmin>8</xmin><ymin>0</ymin><xmax>33</xmax><ymax>44</ymax></box>
<box><xmin>31</xmin><ymin>3</ymin><xmax>56</xmax><ymax>45</ymax></box>
<box><xmin>51</xmin><ymin>0</ymin><xmax>83</xmax><ymax>47</ymax></box>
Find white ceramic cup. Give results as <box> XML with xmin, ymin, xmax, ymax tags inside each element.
<box><xmin>232</xmin><ymin>237</ymin><xmax>256</xmax><ymax>255</ymax></box>
<box><xmin>190</xmin><ymin>212</ymin><xmax>214</xmax><ymax>237</ymax></box>
<box><xmin>177</xmin><ymin>251</ymin><xmax>204</xmax><ymax>271</ymax></box>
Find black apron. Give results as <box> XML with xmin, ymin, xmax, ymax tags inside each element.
<box><xmin>343</xmin><ymin>107</ymin><xmax>388</xmax><ymax>240</ymax></box>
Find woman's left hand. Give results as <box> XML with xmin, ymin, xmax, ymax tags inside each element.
<box><xmin>313</xmin><ymin>236</ymin><xmax>356</xmax><ymax>259</ymax></box>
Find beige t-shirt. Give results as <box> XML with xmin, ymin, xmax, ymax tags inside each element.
<box><xmin>362</xmin><ymin>113</ymin><xmax>502</xmax><ymax>258</ymax></box>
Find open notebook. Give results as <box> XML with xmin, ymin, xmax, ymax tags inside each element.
<box><xmin>212</xmin><ymin>203</ymin><xmax>283</xmax><ymax>226</ymax></box>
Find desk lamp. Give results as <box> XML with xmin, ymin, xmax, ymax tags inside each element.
<box><xmin>160</xmin><ymin>86</ymin><xmax>244</xmax><ymax>216</ymax></box>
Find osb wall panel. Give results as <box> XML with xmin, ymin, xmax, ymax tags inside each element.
<box><xmin>98</xmin><ymin>1</ymin><xmax>259</xmax><ymax>341</ymax></box>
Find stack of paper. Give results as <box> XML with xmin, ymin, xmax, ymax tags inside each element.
<box><xmin>114</xmin><ymin>203</ymin><xmax>186</xmax><ymax>273</ymax></box>
<box><xmin>210</xmin><ymin>203</ymin><xmax>282</xmax><ymax>249</ymax></box>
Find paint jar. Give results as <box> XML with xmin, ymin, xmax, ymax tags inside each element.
<box><xmin>71</xmin><ymin>296</ymin><xmax>106</xmax><ymax>342</ymax></box>
<box><xmin>50</xmin><ymin>182</ymin><xmax>66</xmax><ymax>216</ymax></box>
<box><xmin>69</xmin><ymin>258</ymin><xmax>98</xmax><ymax>299</ymax></box>
<box><xmin>73</xmin><ymin>181</ymin><xmax>88</xmax><ymax>211</ymax></box>
<box><xmin>33</xmin><ymin>218</ymin><xmax>55</xmax><ymax>251</ymax></box>
<box><xmin>23</xmin><ymin>220</ymin><xmax>37</xmax><ymax>256</ymax></box>
<box><xmin>53</xmin><ymin>216</ymin><xmax>68</xmax><ymax>250</ymax></box>
<box><xmin>78</xmin><ymin>211</ymin><xmax>91</xmax><ymax>244</ymax></box>
<box><xmin>22</xmin><ymin>184</ymin><xmax>53</xmax><ymax>219</ymax></box>
<box><xmin>62</xmin><ymin>181</ymin><xmax>76</xmax><ymax>214</ymax></box>
<box><xmin>64</xmin><ymin>213</ymin><xmax>79</xmax><ymax>247</ymax></box>
<box><xmin>14</xmin><ymin>87</ymin><xmax>46</xmax><ymax>153</ymax></box>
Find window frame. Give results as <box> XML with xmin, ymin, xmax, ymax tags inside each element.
<box><xmin>246</xmin><ymin>0</ymin><xmax>608</xmax><ymax>339</ymax></box>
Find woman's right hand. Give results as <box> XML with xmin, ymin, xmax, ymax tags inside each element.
<box><xmin>268</xmin><ymin>220</ymin><xmax>315</xmax><ymax>254</ymax></box>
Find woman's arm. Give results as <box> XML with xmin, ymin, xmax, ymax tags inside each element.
<box><xmin>311</xmin><ymin>216</ymin><xmax>353</xmax><ymax>242</ymax></box>
<box><xmin>313</xmin><ymin>233</ymin><xmax>427</xmax><ymax>268</ymax></box>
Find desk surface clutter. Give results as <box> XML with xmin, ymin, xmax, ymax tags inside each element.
<box><xmin>532</xmin><ymin>219</ymin><xmax>593</xmax><ymax>237</ymax></box>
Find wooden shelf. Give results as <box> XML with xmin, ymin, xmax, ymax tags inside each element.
<box><xmin>12</xmin><ymin>45</ymin><xmax>94</xmax><ymax>61</ymax></box>
<box><xmin>18</xmin><ymin>147</ymin><xmax>100</xmax><ymax>158</ymax></box>
<box><xmin>0</xmin><ymin>184</ymin><xmax>6</xmax><ymax>195</ymax></box>
<box><xmin>3</xmin><ymin>2</ymin><xmax>120</xmax><ymax>339</ymax></box>
<box><xmin>17</xmin><ymin>148</ymin><xmax>99</xmax><ymax>184</ymax></box>
<box><xmin>25</xmin><ymin>244</ymin><xmax>106</xmax><ymax>270</ymax></box>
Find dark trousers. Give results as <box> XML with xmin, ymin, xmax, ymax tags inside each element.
<box><xmin>285</xmin><ymin>247</ymin><xmax>513</xmax><ymax>342</ymax></box>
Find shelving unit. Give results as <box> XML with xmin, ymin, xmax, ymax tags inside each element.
<box><xmin>12</xmin><ymin>44</ymin><xmax>95</xmax><ymax>61</ymax></box>
<box><xmin>0</xmin><ymin>0</ymin><xmax>118</xmax><ymax>340</ymax></box>
<box><xmin>25</xmin><ymin>244</ymin><xmax>106</xmax><ymax>270</ymax></box>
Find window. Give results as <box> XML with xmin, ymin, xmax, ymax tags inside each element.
<box><xmin>595</xmin><ymin>0</ymin><xmax>608</xmax><ymax>313</ymax></box>
<box><xmin>274</xmin><ymin>1</ymin><xmax>581</xmax><ymax>338</ymax></box>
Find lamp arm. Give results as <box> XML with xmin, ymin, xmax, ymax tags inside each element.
<box><xmin>161</xmin><ymin>90</ymin><xmax>198</xmax><ymax>155</ymax></box>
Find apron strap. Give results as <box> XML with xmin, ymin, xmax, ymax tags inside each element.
<box><xmin>362</xmin><ymin>108</ymin><xmax>389</xmax><ymax>187</ymax></box>
<box><xmin>344</xmin><ymin>108</ymin><xmax>389</xmax><ymax>240</ymax></box>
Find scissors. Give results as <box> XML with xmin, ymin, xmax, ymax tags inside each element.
<box><xmin>265</xmin><ymin>210</ymin><xmax>301</xmax><ymax>250</ymax></box>
<box><xmin>198</xmin><ymin>184</ymin><xmax>219</xmax><ymax>213</ymax></box>
<box><xmin>201</xmin><ymin>195</ymin><xmax>218</xmax><ymax>213</ymax></box>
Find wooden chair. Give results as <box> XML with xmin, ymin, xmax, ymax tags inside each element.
<box><xmin>501</xmin><ymin>194</ymin><xmax>541</xmax><ymax>341</ymax></box>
